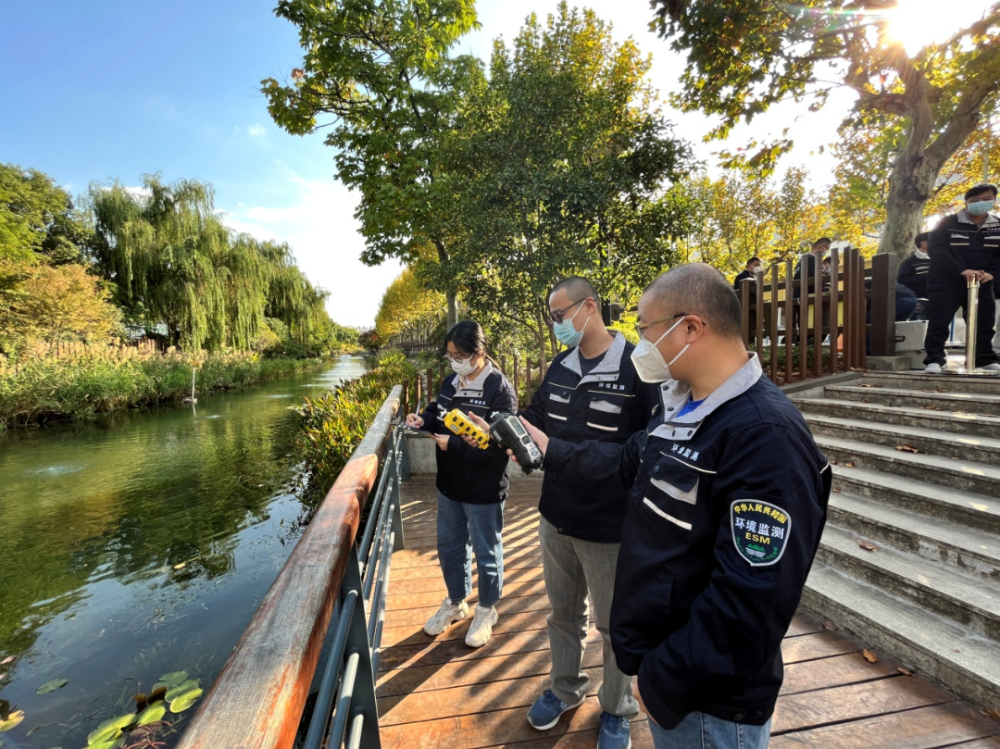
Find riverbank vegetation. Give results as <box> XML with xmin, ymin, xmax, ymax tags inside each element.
<box><xmin>0</xmin><ymin>163</ymin><xmax>359</xmax><ymax>425</ymax></box>
<box><xmin>296</xmin><ymin>351</ymin><xmax>414</xmax><ymax>515</ymax></box>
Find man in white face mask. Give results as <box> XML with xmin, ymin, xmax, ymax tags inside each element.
<box><xmin>898</xmin><ymin>232</ymin><xmax>931</xmax><ymax>321</ymax></box>
<box><xmin>508</xmin><ymin>265</ymin><xmax>831</xmax><ymax>749</ymax></box>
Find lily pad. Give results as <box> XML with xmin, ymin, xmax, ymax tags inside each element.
<box><xmin>136</xmin><ymin>703</ymin><xmax>166</xmax><ymax>726</ymax></box>
<box><xmin>0</xmin><ymin>710</ymin><xmax>24</xmax><ymax>732</ymax></box>
<box><xmin>147</xmin><ymin>686</ymin><xmax>168</xmax><ymax>703</ymax></box>
<box><xmin>165</xmin><ymin>678</ymin><xmax>200</xmax><ymax>703</ymax></box>
<box><xmin>88</xmin><ymin>738</ymin><xmax>125</xmax><ymax>749</ymax></box>
<box><xmin>36</xmin><ymin>678</ymin><xmax>69</xmax><ymax>695</ymax></box>
<box><xmin>169</xmin><ymin>688</ymin><xmax>203</xmax><ymax>713</ymax></box>
<box><xmin>87</xmin><ymin>714</ymin><xmax>136</xmax><ymax>745</ymax></box>
<box><xmin>156</xmin><ymin>671</ymin><xmax>188</xmax><ymax>688</ymax></box>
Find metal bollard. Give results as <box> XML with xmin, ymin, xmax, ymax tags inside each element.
<box><xmin>965</xmin><ymin>275</ymin><xmax>980</xmax><ymax>372</ymax></box>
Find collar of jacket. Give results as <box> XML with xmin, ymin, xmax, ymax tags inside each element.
<box><xmin>456</xmin><ymin>361</ymin><xmax>494</xmax><ymax>395</ymax></box>
<box><xmin>560</xmin><ymin>331</ymin><xmax>626</xmax><ymax>384</ymax></box>
<box><xmin>957</xmin><ymin>208</ymin><xmax>1000</xmax><ymax>226</ymax></box>
<box><xmin>649</xmin><ymin>352</ymin><xmax>763</xmax><ymax>443</ymax></box>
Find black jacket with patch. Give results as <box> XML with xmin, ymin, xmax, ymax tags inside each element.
<box><xmin>897</xmin><ymin>253</ymin><xmax>931</xmax><ymax>299</ymax></box>
<box><xmin>418</xmin><ymin>364</ymin><xmax>518</xmax><ymax>504</ymax></box>
<box><xmin>929</xmin><ymin>211</ymin><xmax>1000</xmax><ymax>286</ymax></box>
<box><xmin>543</xmin><ymin>361</ymin><xmax>830</xmax><ymax>728</ymax></box>
<box><xmin>519</xmin><ymin>333</ymin><xmax>657</xmax><ymax>542</ymax></box>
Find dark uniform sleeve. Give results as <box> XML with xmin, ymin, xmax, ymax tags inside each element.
<box><xmin>543</xmin><ymin>429</ymin><xmax>646</xmax><ymax>487</ymax></box>
<box><xmin>637</xmin><ymin>423</ymin><xmax>830</xmax><ymax>723</ymax></box>
<box><xmin>930</xmin><ymin>215</ymin><xmax>965</xmax><ymax>280</ymax></box>
<box><xmin>518</xmin><ymin>364</ymin><xmax>551</xmax><ymax>429</ymax></box>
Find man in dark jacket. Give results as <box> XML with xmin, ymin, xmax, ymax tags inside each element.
<box><xmin>898</xmin><ymin>232</ymin><xmax>931</xmax><ymax>320</ymax></box>
<box><xmin>924</xmin><ymin>184</ymin><xmax>1000</xmax><ymax>373</ymax></box>
<box><xmin>514</xmin><ymin>265</ymin><xmax>830</xmax><ymax>749</ymax></box>
<box><xmin>732</xmin><ymin>257</ymin><xmax>761</xmax><ymax>291</ymax></box>
<box><xmin>520</xmin><ymin>277</ymin><xmax>656</xmax><ymax>749</ymax></box>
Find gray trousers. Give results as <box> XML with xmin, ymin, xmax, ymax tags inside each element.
<box><xmin>538</xmin><ymin>516</ymin><xmax>639</xmax><ymax>717</ymax></box>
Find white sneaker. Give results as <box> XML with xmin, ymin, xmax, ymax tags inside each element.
<box><xmin>924</xmin><ymin>363</ymin><xmax>943</xmax><ymax>374</ymax></box>
<box><xmin>465</xmin><ymin>604</ymin><xmax>498</xmax><ymax>648</ymax></box>
<box><xmin>981</xmin><ymin>363</ymin><xmax>1000</xmax><ymax>372</ymax></box>
<box><xmin>423</xmin><ymin>598</ymin><xmax>469</xmax><ymax>636</ymax></box>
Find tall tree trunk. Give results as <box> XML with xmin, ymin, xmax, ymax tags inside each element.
<box><xmin>447</xmin><ymin>293</ymin><xmax>458</xmax><ymax>328</ymax></box>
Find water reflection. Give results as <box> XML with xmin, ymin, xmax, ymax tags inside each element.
<box><xmin>0</xmin><ymin>356</ymin><xmax>367</xmax><ymax>748</ymax></box>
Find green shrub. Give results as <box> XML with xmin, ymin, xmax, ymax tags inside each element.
<box><xmin>296</xmin><ymin>352</ymin><xmax>414</xmax><ymax>515</ymax></box>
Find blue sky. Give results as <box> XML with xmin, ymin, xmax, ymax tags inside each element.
<box><xmin>8</xmin><ymin>0</ymin><xmax>976</xmax><ymax>326</ymax></box>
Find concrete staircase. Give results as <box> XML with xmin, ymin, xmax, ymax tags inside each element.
<box><xmin>792</xmin><ymin>371</ymin><xmax>1000</xmax><ymax>710</ymax></box>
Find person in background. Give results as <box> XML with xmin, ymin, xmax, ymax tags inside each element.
<box><xmin>898</xmin><ymin>232</ymin><xmax>931</xmax><ymax>321</ymax></box>
<box><xmin>520</xmin><ymin>277</ymin><xmax>656</xmax><ymax>749</ymax></box>
<box><xmin>821</xmin><ymin>257</ymin><xmax>831</xmax><ymax>276</ymax></box>
<box><xmin>923</xmin><ymin>184</ymin><xmax>1000</xmax><ymax>373</ymax></box>
<box><xmin>733</xmin><ymin>257</ymin><xmax>762</xmax><ymax>291</ymax></box>
<box><xmin>509</xmin><ymin>264</ymin><xmax>830</xmax><ymax>749</ymax></box>
<box><xmin>405</xmin><ymin>320</ymin><xmax>518</xmax><ymax>648</ymax></box>
<box><xmin>794</xmin><ymin>237</ymin><xmax>832</xmax><ymax>285</ymax></box>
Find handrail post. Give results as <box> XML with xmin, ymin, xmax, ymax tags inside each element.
<box><xmin>390</xmin><ymin>430</ymin><xmax>406</xmax><ymax>551</ymax></box>
<box><xmin>870</xmin><ymin>253</ymin><xmax>897</xmax><ymax>357</ymax></box>
<box><xmin>966</xmin><ymin>276</ymin><xmax>981</xmax><ymax>371</ymax></box>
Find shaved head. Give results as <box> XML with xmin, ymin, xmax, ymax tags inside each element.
<box><xmin>551</xmin><ymin>276</ymin><xmax>601</xmax><ymax>308</ymax></box>
<box><xmin>643</xmin><ymin>264</ymin><xmax>743</xmax><ymax>339</ymax></box>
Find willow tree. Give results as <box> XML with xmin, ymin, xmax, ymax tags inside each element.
<box><xmin>654</xmin><ymin>0</ymin><xmax>1000</xmax><ymax>259</ymax></box>
<box><xmin>88</xmin><ymin>175</ymin><xmax>331</xmax><ymax>352</ymax></box>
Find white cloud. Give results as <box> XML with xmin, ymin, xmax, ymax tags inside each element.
<box><xmin>221</xmin><ymin>176</ymin><xmax>402</xmax><ymax>328</ymax></box>
<box><xmin>248</xmin><ymin>124</ymin><xmax>266</xmax><ymax>137</ymax></box>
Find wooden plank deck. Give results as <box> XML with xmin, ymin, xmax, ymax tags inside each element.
<box><xmin>378</xmin><ymin>475</ymin><xmax>1000</xmax><ymax>748</ymax></box>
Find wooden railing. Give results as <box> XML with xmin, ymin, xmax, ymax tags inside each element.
<box><xmin>175</xmin><ymin>386</ymin><xmax>406</xmax><ymax>749</ymax></box>
<box><xmin>738</xmin><ymin>249</ymin><xmax>898</xmax><ymax>385</ymax></box>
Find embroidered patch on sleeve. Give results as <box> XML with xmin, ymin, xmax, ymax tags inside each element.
<box><xmin>731</xmin><ymin>500</ymin><xmax>791</xmax><ymax>567</ymax></box>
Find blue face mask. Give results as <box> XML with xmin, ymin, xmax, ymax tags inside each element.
<box><xmin>967</xmin><ymin>199</ymin><xmax>995</xmax><ymax>216</ymax></box>
<box><xmin>553</xmin><ymin>304</ymin><xmax>590</xmax><ymax>348</ymax></box>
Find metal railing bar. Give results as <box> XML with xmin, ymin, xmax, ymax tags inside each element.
<box><xmin>369</xmin><ymin>530</ymin><xmax>395</xmax><ymax>677</ymax></box>
<box><xmin>362</xmin><ymin>476</ymin><xmax>394</xmax><ymax>599</ymax></box>
<box><xmin>367</xmin><ymin>525</ymin><xmax>396</xmax><ymax>645</ymax></box>
<box><xmin>346</xmin><ymin>713</ymin><xmax>365</xmax><ymax>749</ymax></box>
<box><xmin>302</xmin><ymin>589</ymin><xmax>360</xmax><ymax>749</ymax></box>
<box><xmin>328</xmin><ymin>650</ymin><xmax>361</xmax><ymax>749</ymax></box>
<box><xmin>358</xmin><ymin>451</ymin><xmax>393</xmax><ymax>569</ymax></box>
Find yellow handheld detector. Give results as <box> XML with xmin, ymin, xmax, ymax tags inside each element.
<box><xmin>442</xmin><ymin>409</ymin><xmax>490</xmax><ymax>449</ymax></box>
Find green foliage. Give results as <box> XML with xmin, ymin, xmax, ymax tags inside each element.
<box><xmin>295</xmin><ymin>352</ymin><xmax>414</xmax><ymax>512</ymax></box>
<box><xmin>263</xmin><ymin>0</ymin><xmax>479</xmax><ymax>271</ymax></box>
<box><xmin>0</xmin><ymin>345</ymin><xmax>323</xmax><ymax>427</ymax></box>
<box><xmin>0</xmin><ymin>162</ymin><xmax>92</xmax><ymax>264</ymax></box>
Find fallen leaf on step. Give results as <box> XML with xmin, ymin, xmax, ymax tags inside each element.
<box><xmin>857</xmin><ymin>540</ymin><xmax>878</xmax><ymax>551</ymax></box>
<box><xmin>923</xmin><ymin>405</ymin><xmax>943</xmax><ymax>411</ymax></box>
<box><xmin>844</xmin><ymin>462</ymin><xmax>855</xmax><ymax>468</ymax></box>
<box><xmin>820</xmin><ymin>621</ymin><xmax>838</xmax><ymax>631</ymax></box>
<box><xmin>895</xmin><ymin>445</ymin><xmax>920</xmax><ymax>453</ymax></box>
<box><xmin>954</xmin><ymin>648</ymin><xmax>962</xmax><ymax>653</ymax></box>
<box><xmin>862</xmin><ymin>649</ymin><xmax>879</xmax><ymax>663</ymax></box>
<box><xmin>859</xmin><ymin>383</ymin><xmax>877</xmax><ymax>388</ymax></box>
<box><xmin>829</xmin><ymin>459</ymin><xmax>839</xmax><ymax>465</ymax></box>
<box><xmin>897</xmin><ymin>667</ymin><xmax>913</xmax><ymax>676</ymax></box>
<box><xmin>833</xmin><ymin>487</ymin><xmax>841</xmax><ymax>493</ymax></box>
<box><xmin>981</xmin><ymin>708</ymin><xmax>1000</xmax><ymax>719</ymax></box>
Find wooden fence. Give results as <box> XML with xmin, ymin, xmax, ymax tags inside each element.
<box><xmin>738</xmin><ymin>248</ymin><xmax>898</xmax><ymax>385</ymax></box>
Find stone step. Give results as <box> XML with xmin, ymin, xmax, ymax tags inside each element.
<box><xmin>824</xmin><ymin>384</ymin><xmax>1000</xmax><ymax>416</ymax></box>
<box><xmin>830</xmin><ymin>465</ymin><xmax>1000</xmax><ymax>532</ymax></box>
<box><xmin>860</xmin><ymin>371</ymin><xmax>1000</xmax><ymax>395</ymax></box>
<box><xmin>794</xmin><ymin>397</ymin><xmax>1000</xmax><ymax>438</ymax></box>
<box><xmin>816</xmin><ymin>435</ymin><xmax>1000</xmax><ymax>497</ymax></box>
<box><xmin>828</xmin><ymin>493</ymin><xmax>1000</xmax><ymax>580</ymax></box>
<box><xmin>816</xmin><ymin>525</ymin><xmax>1000</xmax><ymax>642</ymax></box>
<box><xmin>804</xmin><ymin>414</ymin><xmax>1000</xmax><ymax>467</ymax></box>
<box><xmin>802</xmin><ymin>563</ymin><xmax>1000</xmax><ymax>709</ymax></box>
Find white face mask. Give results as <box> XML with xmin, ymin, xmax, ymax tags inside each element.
<box><xmin>630</xmin><ymin>316</ymin><xmax>690</xmax><ymax>383</ymax></box>
<box><xmin>449</xmin><ymin>356</ymin><xmax>478</xmax><ymax>377</ymax></box>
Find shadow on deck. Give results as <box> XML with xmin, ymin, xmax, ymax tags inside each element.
<box><xmin>378</xmin><ymin>475</ymin><xmax>1000</xmax><ymax>749</ymax></box>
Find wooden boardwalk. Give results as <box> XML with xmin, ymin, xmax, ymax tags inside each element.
<box><xmin>377</xmin><ymin>475</ymin><xmax>1000</xmax><ymax>749</ymax></box>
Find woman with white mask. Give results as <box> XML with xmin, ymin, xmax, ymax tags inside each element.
<box><xmin>404</xmin><ymin>321</ymin><xmax>517</xmax><ymax>647</ymax></box>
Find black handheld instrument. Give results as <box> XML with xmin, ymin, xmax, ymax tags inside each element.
<box><xmin>488</xmin><ymin>412</ymin><xmax>544</xmax><ymax>475</ymax></box>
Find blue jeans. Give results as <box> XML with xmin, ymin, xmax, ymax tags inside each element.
<box><xmin>436</xmin><ymin>492</ymin><xmax>504</xmax><ymax>607</ymax></box>
<box><xmin>648</xmin><ymin>712</ymin><xmax>772</xmax><ymax>749</ymax></box>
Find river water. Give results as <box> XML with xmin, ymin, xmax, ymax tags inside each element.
<box><xmin>0</xmin><ymin>356</ymin><xmax>368</xmax><ymax>748</ymax></box>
